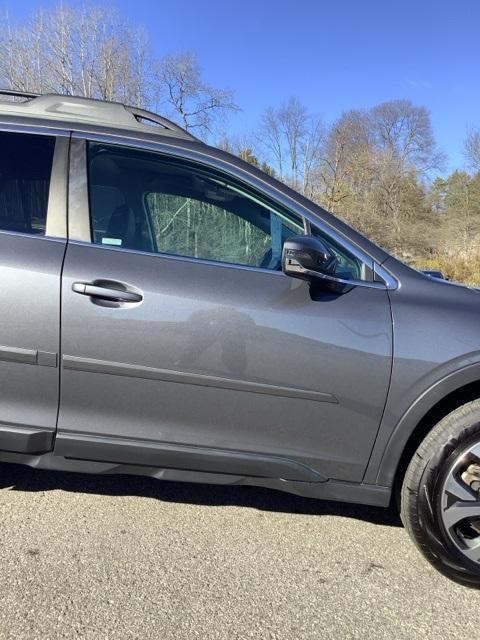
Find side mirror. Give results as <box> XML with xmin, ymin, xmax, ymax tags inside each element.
<box><xmin>282</xmin><ymin>235</ymin><xmax>337</xmax><ymax>283</ymax></box>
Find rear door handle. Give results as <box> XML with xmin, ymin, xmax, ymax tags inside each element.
<box><xmin>72</xmin><ymin>282</ymin><xmax>143</xmax><ymax>303</ymax></box>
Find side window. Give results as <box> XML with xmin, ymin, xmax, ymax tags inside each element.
<box><xmin>145</xmin><ymin>190</ymin><xmax>301</xmax><ymax>269</ymax></box>
<box><xmin>87</xmin><ymin>141</ymin><xmax>369</xmax><ymax>280</ymax></box>
<box><xmin>88</xmin><ymin>142</ymin><xmax>303</xmax><ymax>270</ymax></box>
<box><xmin>312</xmin><ymin>228</ymin><xmax>365</xmax><ymax>281</ymax></box>
<box><xmin>0</xmin><ymin>132</ymin><xmax>55</xmax><ymax>236</ymax></box>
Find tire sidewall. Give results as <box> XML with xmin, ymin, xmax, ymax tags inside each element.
<box><xmin>415</xmin><ymin>424</ymin><xmax>480</xmax><ymax>586</ymax></box>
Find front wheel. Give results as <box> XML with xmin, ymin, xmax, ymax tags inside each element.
<box><xmin>401</xmin><ymin>400</ymin><xmax>480</xmax><ymax>588</ymax></box>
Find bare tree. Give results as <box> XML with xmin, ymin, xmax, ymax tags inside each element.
<box><xmin>0</xmin><ymin>10</ymin><xmax>49</xmax><ymax>92</ymax></box>
<box><xmin>0</xmin><ymin>5</ymin><xmax>151</xmax><ymax>105</ymax></box>
<box><xmin>465</xmin><ymin>129</ymin><xmax>480</xmax><ymax>173</ymax></box>
<box><xmin>258</xmin><ymin>106</ymin><xmax>285</xmax><ymax>178</ymax></box>
<box><xmin>278</xmin><ymin>97</ymin><xmax>308</xmax><ymax>189</ymax></box>
<box><xmin>300</xmin><ymin>116</ymin><xmax>325</xmax><ymax>198</ymax></box>
<box><xmin>153</xmin><ymin>52</ymin><xmax>238</xmax><ymax>136</ymax></box>
<box><xmin>257</xmin><ymin>97</ymin><xmax>324</xmax><ymax>192</ymax></box>
<box><xmin>0</xmin><ymin>5</ymin><xmax>235</xmax><ymax>139</ymax></box>
<box><xmin>318</xmin><ymin>101</ymin><xmax>445</xmax><ymax>250</ymax></box>
<box><xmin>320</xmin><ymin>109</ymin><xmax>373</xmax><ymax>210</ymax></box>
<box><xmin>370</xmin><ymin>99</ymin><xmax>445</xmax><ymax>176</ymax></box>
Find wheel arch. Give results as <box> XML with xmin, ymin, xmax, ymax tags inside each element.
<box><xmin>373</xmin><ymin>364</ymin><xmax>480</xmax><ymax>489</ymax></box>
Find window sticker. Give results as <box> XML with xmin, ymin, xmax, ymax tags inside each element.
<box><xmin>102</xmin><ymin>237</ymin><xmax>123</xmax><ymax>246</ymax></box>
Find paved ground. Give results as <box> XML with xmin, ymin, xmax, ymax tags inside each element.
<box><xmin>0</xmin><ymin>463</ymin><xmax>478</xmax><ymax>640</ymax></box>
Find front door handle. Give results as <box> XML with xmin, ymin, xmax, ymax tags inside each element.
<box><xmin>72</xmin><ymin>282</ymin><xmax>143</xmax><ymax>303</ymax></box>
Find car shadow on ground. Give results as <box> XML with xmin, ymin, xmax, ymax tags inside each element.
<box><xmin>0</xmin><ymin>462</ymin><xmax>402</xmax><ymax>527</ymax></box>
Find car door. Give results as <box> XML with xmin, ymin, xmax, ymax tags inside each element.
<box><xmin>56</xmin><ymin>135</ymin><xmax>392</xmax><ymax>483</ymax></box>
<box><xmin>0</xmin><ymin>128</ymin><xmax>68</xmax><ymax>454</ymax></box>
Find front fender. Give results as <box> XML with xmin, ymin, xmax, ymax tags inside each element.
<box><xmin>364</xmin><ymin>361</ymin><xmax>480</xmax><ymax>487</ymax></box>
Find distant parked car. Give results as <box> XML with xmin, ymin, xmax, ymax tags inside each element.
<box><xmin>422</xmin><ymin>269</ymin><xmax>448</xmax><ymax>280</ymax></box>
<box><xmin>1</xmin><ymin>88</ymin><xmax>480</xmax><ymax>588</ymax></box>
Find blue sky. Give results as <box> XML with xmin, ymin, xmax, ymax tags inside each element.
<box><xmin>3</xmin><ymin>0</ymin><xmax>480</xmax><ymax>171</ymax></box>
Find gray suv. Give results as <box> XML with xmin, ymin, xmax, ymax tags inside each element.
<box><xmin>1</xmin><ymin>89</ymin><xmax>480</xmax><ymax>588</ymax></box>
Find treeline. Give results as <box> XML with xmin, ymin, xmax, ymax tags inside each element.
<box><xmin>2</xmin><ymin>4</ymin><xmax>480</xmax><ymax>282</ymax></box>
<box><xmin>226</xmin><ymin>100</ymin><xmax>480</xmax><ymax>282</ymax></box>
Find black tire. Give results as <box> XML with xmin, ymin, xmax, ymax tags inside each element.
<box><xmin>401</xmin><ymin>399</ymin><xmax>480</xmax><ymax>588</ymax></box>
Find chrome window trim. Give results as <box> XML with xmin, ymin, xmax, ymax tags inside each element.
<box><xmin>67</xmin><ymin>239</ymin><xmax>287</xmax><ymax>277</ymax></box>
<box><xmin>0</xmin><ymin>121</ymin><xmax>70</xmax><ymax>138</ymax></box>
<box><xmin>68</xmin><ymin>239</ymin><xmax>395</xmax><ymax>289</ymax></box>
<box><xmin>374</xmin><ymin>263</ymin><xmax>399</xmax><ymax>291</ymax></box>
<box><xmin>70</xmin><ymin>131</ymin><xmax>398</xmax><ymax>291</ymax></box>
<box><xmin>0</xmin><ymin>229</ymin><xmax>66</xmax><ymax>244</ymax></box>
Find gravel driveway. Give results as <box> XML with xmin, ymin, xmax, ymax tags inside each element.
<box><xmin>0</xmin><ymin>462</ymin><xmax>478</xmax><ymax>639</ymax></box>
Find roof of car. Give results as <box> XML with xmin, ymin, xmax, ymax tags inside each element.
<box><xmin>0</xmin><ymin>89</ymin><xmax>199</xmax><ymax>142</ymax></box>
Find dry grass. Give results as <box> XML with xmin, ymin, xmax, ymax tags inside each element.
<box><xmin>413</xmin><ymin>254</ymin><xmax>480</xmax><ymax>286</ymax></box>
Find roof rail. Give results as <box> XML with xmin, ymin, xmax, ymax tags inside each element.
<box><xmin>0</xmin><ymin>88</ymin><xmax>40</xmax><ymax>100</ymax></box>
<box><xmin>0</xmin><ymin>89</ymin><xmax>199</xmax><ymax>142</ymax></box>
<box><xmin>126</xmin><ymin>106</ymin><xmax>194</xmax><ymax>139</ymax></box>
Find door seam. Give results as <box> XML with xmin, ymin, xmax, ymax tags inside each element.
<box><xmin>53</xmin><ymin>132</ymin><xmax>72</xmax><ymax>443</ymax></box>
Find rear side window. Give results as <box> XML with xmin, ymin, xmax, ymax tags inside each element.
<box><xmin>0</xmin><ymin>132</ymin><xmax>55</xmax><ymax>236</ymax></box>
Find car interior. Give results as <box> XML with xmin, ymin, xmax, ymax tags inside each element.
<box><xmin>0</xmin><ymin>132</ymin><xmax>54</xmax><ymax>235</ymax></box>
